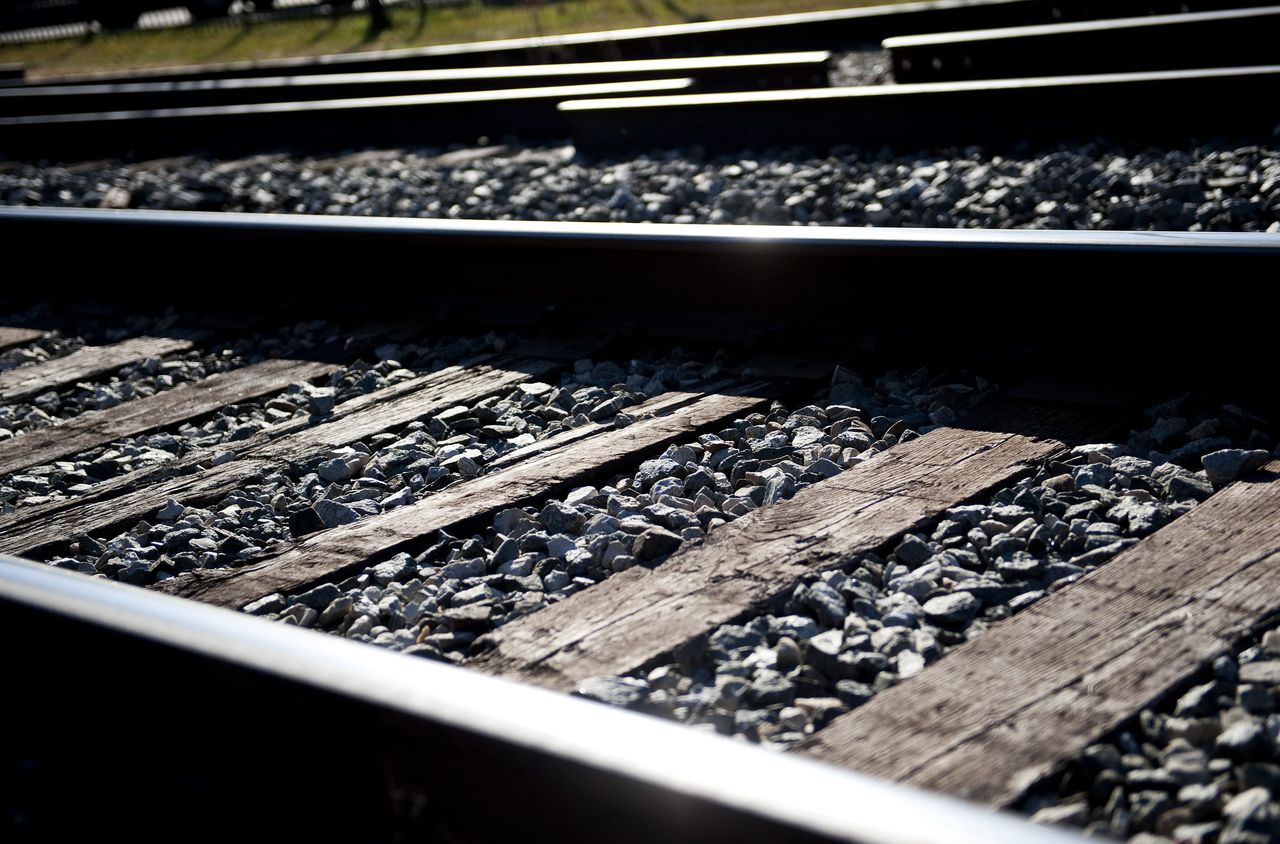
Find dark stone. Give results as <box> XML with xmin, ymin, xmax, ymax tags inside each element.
<box><xmin>802</xmin><ymin>582</ymin><xmax>848</xmax><ymax>628</ymax></box>
<box><xmin>749</xmin><ymin>672</ymin><xmax>795</xmax><ymax>707</ymax></box>
<box><xmin>633</xmin><ymin>527</ymin><xmax>683</xmax><ymax>561</ymax></box>
<box><xmin>894</xmin><ymin>535</ymin><xmax>933</xmax><ymax>566</ymax></box>
<box><xmin>289</xmin><ymin>506</ymin><xmax>326</xmax><ymax>537</ymax></box>
<box><xmin>1168</xmin><ymin>471</ymin><xmax>1214</xmax><ymax>502</ymax></box>
<box><xmin>539</xmin><ymin>500</ymin><xmax>584</xmax><ymax>534</ymax></box>
<box><xmin>834</xmin><ymin>680</ymin><xmax>874</xmax><ymax>708</ymax></box>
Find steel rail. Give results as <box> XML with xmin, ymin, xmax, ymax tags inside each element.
<box><xmin>0</xmin><ymin>52</ymin><xmax>830</xmax><ymax>116</ymax></box>
<box><xmin>10</xmin><ymin>0</ymin><xmax>1260</xmax><ymax>87</ymax></box>
<box><xmin>0</xmin><ymin>554</ymin><xmax>1089</xmax><ymax>843</ymax></box>
<box><xmin>0</xmin><ymin>77</ymin><xmax>694</xmax><ymax>158</ymax></box>
<box><xmin>559</xmin><ymin>64</ymin><xmax>1280</xmax><ymax>150</ymax></box>
<box><xmin>1</xmin><ymin>206</ymin><xmax>1276</xmax><ymax>391</ymax></box>
<box><xmin>884</xmin><ymin>5</ymin><xmax>1280</xmax><ymax>82</ymax></box>
<box><xmin>6</xmin><ymin>206</ymin><xmax>1274</xmax><ymax>393</ymax></box>
<box><xmin>4</xmin><ymin>204</ymin><xmax>1278</xmax><ymax>252</ymax></box>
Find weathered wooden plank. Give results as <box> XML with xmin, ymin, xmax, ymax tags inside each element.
<box><xmin>0</xmin><ymin>335</ymin><xmax>197</xmax><ymax>402</ymax></box>
<box><xmin>0</xmin><ymin>358</ymin><xmax>335</xmax><ymax>476</ymax></box>
<box><xmin>158</xmin><ymin>384</ymin><xmax>775</xmax><ymax>608</ymax></box>
<box><xmin>0</xmin><ymin>358</ymin><xmax>478</xmax><ymax>528</ymax></box>
<box><xmin>0</xmin><ymin>356</ymin><xmax>558</xmax><ymax>558</ymax></box>
<box><xmin>0</xmin><ymin>326</ymin><xmax>45</xmax><ymax>352</ymax></box>
<box><xmin>799</xmin><ymin>461</ymin><xmax>1280</xmax><ymax>808</ymax></box>
<box><xmin>469</xmin><ymin>403</ymin><xmax>1103</xmax><ymax>690</ymax></box>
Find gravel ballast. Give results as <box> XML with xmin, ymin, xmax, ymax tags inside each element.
<box><xmin>568</xmin><ymin>396</ymin><xmax>1274</xmax><ymax>748</ymax></box>
<box><xmin>242</xmin><ymin>366</ymin><xmax>993</xmax><ymax>664</ymax></box>
<box><xmin>0</xmin><ymin>330</ymin><xmax>82</xmax><ymax>374</ymax></box>
<box><xmin>3</xmin><ymin>140</ymin><xmax>1277</xmax><ymax>231</ymax></box>
<box><xmin>0</xmin><ymin>320</ymin><xmax>369</xmax><ymax>510</ymax></box>
<box><xmin>0</xmin><ymin>347</ymin><xmax>243</xmax><ymax>442</ymax></box>
<box><xmin>40</xmin><ymin>347</ymin><xmax>735</xmax><ymax>586</ymax></box>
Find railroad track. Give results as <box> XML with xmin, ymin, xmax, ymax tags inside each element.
<box><xmin>1</xmin><ymin>0</ymin><xmax>1277</xmax><ymax>158</ymax></box>
<box><xmin>2</xmin><ymin>1</ymin><xmax>1280</xmax><ymax>842</ymax></box>
<box><xmin>2</xmin><ymin>212</ymin><xmax>1279</xmax><ymax>842</ymax></box>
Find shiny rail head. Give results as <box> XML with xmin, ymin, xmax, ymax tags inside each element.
<box><xmin>558</xmin><ymin>63</ymin><xmax>1280</xmax><ymax>110</ymax></box>
<box><xmin>0</xmin><ymin>77</ymin><xmax>696</xmax><ymax>125</ymax></box>
<box><xmin>882</xmin><ymin>4</ymin><xmax>1280</xmax><ymax>48</ymax></box>
<box><xmin>1</xmin><ymin>52</ymin><xmax>833</xmax><ymax>97</ymax></box>
<box><xmin>1</xmin><ymin>206</ymin><xmax>1278</xmax><ymax>256</ymax></box>
<box><xmin>0</xmin><ymin>553</ymin><xmax>1084</xmax><ymax>844</ymax></box>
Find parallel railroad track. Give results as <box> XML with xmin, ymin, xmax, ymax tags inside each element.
<box><xmin>0</xmin><ymin>1</ymin><xmax>1275</xmax><ymax>159</ymax></box>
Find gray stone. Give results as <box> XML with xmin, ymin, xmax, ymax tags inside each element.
<box><xmin>633</xmin><ymin>527</ymin><xmax>682</xmax><ymax>561</ymax></box>
<box><xmin>922</xmin><ymin>592</ymin><xmax>980</xmax><ymax>626</ymax></box>
<box><xmin>803</xmin><ymin>629</ymin><xmax>844</xmax><ymax>674</ymax></box>
<box><xmin>565</xmin><ymin>486</ymin><xmax>601</xmax><ymax>507</ymax></box>
<box><xmin>1175</xmin><ymin>681</ymin><xmax>1223</xmax><ymax>717</ymax></box>
<box><xmin>709</xmin><ymin>625</ymin><xmax>765</xmax><ymax>656</ymax></box>
<box><xmin>1241</xmin><ymin>662</ymin><xmax>1280</xmax><ymax>686</ymax></box>
<box><xmin>295</xmin><ymin>583</ymin><xmax>340</xmax><ymax>610</ymax></box>
<box><xmin>1223</xmin><ymin>787</ymin><xmax>1271</xmax><ymax>820</ymax></box>
<box><xmin>1069</xmin><ymin>539</ymin><xmax>1136</xmax><ymax>569</ymax></box>
<box><xmin>834</xmin><ymin>680</ymin><xmax>874</xmax><ymax>708</ymax></box>
<box><xmin>803</xmin><ymin>581</ymin><xmax>848</xmax><ymax>628</ymax></box>
<box><xmin>1167</xmin><ymin>471</ymin><xmax>1214</xmax><ymax>502</ymax></box>
<box><xmin>1107</xmin><ymin>498</ymin><xmax>1169</xmax><ymax>535</ymax></box>
<box><xmin>805</xmin><ymin>457</ymin><xmax>843</xmax><ymax>479</ymax></box>
<box><xmin>380</xmin><ymin>487</ymin><xmax>414</xmax><ymax>509</ymax></box>
<box><xmin>493</xmin><ymin>507</ymin><xmax>532</xmax><ymax>537</ymax></box>
<box><xmin>894</xmin><ymin>535</ymin><xmax>933</xmax><ymax>566</ymax></box>
<box><xmin>1073</xmin><ymin>463</ymin><xmax>1115</xmax><ymax>488</ymax></box>
<box><xmin>157</xmin><ymin>498</ymin><xmax>185</xmax><ymax>520</ymax></box>
<box><xmin>441</xmin><ymin>557</ymin><xmax>486</xmax><ymax>580</ymax></box>
<box><xmin>773</xmin><ymin>615</ymin><xmax>820</xmax><ymax>640</ymax></box>
<box><xmin>897</xmin><ymin>650</ymin><xmax>925</xmax><ymax>678</ymax></box>
<box><xmin>318</xmin><ymin>451</ymin><xmax>366</xmax><ymax>483</ymax></box>
<box><xmin>1030</xmin><ymin>802</ymin><xmax>1090</xmax><ymax>826</ymax></box>
<box><xmin>635</xmin><ymin>458</ymin><xmax>681</xmax><ymax>491</ymax></box>
<box><xmin>244</xmin><ymin>593</ymin><xmax>286</xmax><ymax>616</ymax></box>
<box><xmin>314</xmin><ymin>499</ymin><xmax>360</xmax><ymax>529</ymax></box>
<box><xmin>749</xmin><ymin>672</ymin><xmax>795</xmax><ymax>707</ymax></box>
<box><xmin>305</xmin><ymin>386</ymin><xmax>335</xmax><ymax>415</ymax></box>
<box><xmin>1203</xmin><ymin>449</ymin><xmax>1271</xmax><ymax>486</ymax></box>
<box><xmin>279</xmin><ymin>605</ymin><xmax>318</xmax><ymax>627</ymax></box>
<box><xmin>539</xmin><ymin>500</ymin><xmax>584</xmax><ymax>534</ymax></box>
<box><xmin>1217</xmin><ymin>720</ymin><xmax>1265</xmax><ymax>759</ymax></box>
<box><xmin>775</xmin><ymin>636</ymin><xmax>803</xmax><ymax>671</ymax></box>
<box><xmin>577</xmin><ymin>676</ymin><xmax>649</xmax><ymax>708</ymax></box>
<box><xmin>370</xmin><ymin>553</ymin><xmax>415</xmax><ymax>586</ymax></box>
<box><xmin>319</xmin><ymin>595</ymin><xmax>354</xmax><ymax>627</ymax></box>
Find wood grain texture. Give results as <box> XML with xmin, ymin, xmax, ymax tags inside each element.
<box><xmin>0</xmin><ymin>358</ymin><xmax>334</xmax><ymax>476</ymax></box>
<box><xmin>0</xmin><ymin>327</ymin><xmax>45</xmax><ymax>352</ymax></box>
<box><xmin>0</xmin><ymin>356</ymin><xmax>556</xmax><ymax>558</ymax></box>
<box><xmin>158</xmin><ymin>385</ymin><xmax>774</xmax><ymax>608</ymax></box>
<box><xmin>799</xmin><ymin>462</ymin><xmax>1280</xmax><ymax>808</ymax></box>
<box><xmin>470</xmin><ymin>403</ymin><xmax>1098</xmax><ymax>692</ymax></box>
<box><xmin>0</xmin><ymin>336</ymin><xmax>197</xmax><ymax>402</ymax></box>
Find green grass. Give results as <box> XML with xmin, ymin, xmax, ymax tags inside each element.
<box><xmin>0</xmin><ymin>0</ymin><xmax>913</xmax><ymax>78</ymax></box>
